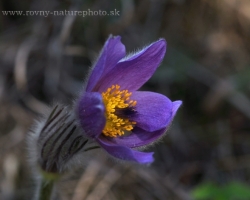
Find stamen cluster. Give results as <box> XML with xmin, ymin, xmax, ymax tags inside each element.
<box><xmin>102</xmin><ymin>85</ymin><xmax>137</xmax><ymax>137</ymax></box>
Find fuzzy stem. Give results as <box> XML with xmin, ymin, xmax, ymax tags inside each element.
<box><xmin>38</xmin><ymin>178</ymin><xmax>54</xmax><ymax>200</ymax></box>
<box><xmin>35</xmin><ymin>170</ymin><xmax>60</xmax><ymax>200</ymax></box>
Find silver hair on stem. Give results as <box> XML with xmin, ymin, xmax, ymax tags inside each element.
<box><xmin>27</xmin><ymin>104</ymin><xmax>100</xmax><ymax>175</ymax></box>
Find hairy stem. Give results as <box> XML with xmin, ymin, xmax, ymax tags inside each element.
<box><xmin>38</xmin><ymin>178</ymin><xmax>54</xmax><ymax>200</ymax></box>
<box><xmin>35</xmin><ymin>171</ymin><xmax>59</xmax><ymax>200</ymax></box>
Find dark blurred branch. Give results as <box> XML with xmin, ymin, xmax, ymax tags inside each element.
<box><xmin>14</xmin><ymin>37</ymin><xmax>49</xmax><ymax>113</ymax></box>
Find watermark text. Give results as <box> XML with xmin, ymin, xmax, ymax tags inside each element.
<box><xmin>2</xmin><ymin>9</ymin><xmax>120</xmax><ymax>17</ymax></box>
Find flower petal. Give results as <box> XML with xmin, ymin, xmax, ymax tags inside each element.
<box><xmin>86</xmin><ymin>35</ymin><xmax>126</xmax><ymax>92</ymax></box>
<box><xmin>97</xmin><ymin>138</ymin><xmax>154</xmax><ymax>163</ymax></box>
<box><xmin>130</xmin><ymin>91</ymin><xmax>173</xmax><ymax>132</ymax></box>
<box><xmin>102</xmin><ymin>100</ymin><xmax>182</xmax><ymax>148</ymax></box>
<box><xmin>98</xmin><ymin>127</ymin><xmax>165</xmax><ymax>148</ymax></box>
<box><xmin>77</xmin><ymin>92</ymin><xmax>105</xmax><ymax>138</ymax></box>
<box><xmin>172</xmin><ymin>100</ymin><xmax>182</xmax><ymax>116</ymax></box>
<box><xmin>95</xmin><ymin>39</ymin><xmax>167</xmax><ymax>92</ymax></box>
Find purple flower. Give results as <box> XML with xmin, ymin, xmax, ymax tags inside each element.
<box><xmin>76</xmin><ymin>35</ymin><xmax>182</xmax><ymax>164</ymax></box>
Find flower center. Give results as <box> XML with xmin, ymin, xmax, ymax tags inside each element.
<box><xmin>101</xmin><ymin>85</ymin><xmax>137</xmax><ymax>137</ymax></box>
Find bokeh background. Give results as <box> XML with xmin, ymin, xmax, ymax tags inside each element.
<box><xmin>1</xmin><ymin>0</ymin><xmax>250</xmax><ymax>199</ymax></box>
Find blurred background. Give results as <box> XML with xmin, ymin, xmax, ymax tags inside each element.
<box><xmin>1</xmin><ymin>0</ymin><xmax>250</xmax><ymax>199</ymax></box>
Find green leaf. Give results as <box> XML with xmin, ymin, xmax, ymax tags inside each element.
<box><xmin>192</xmin><ymin>182</ymin><xmax>221</xmax><ymax>200</ymax></box>
<box><xmin>192</xmin><ymin>181</ymin><xmax>250</xmax><ymax>200</ymax></box>
<box><xmin>225</xmin><ymin>182</ymin><xmax>250</xmax><ymax>199</ymax></box>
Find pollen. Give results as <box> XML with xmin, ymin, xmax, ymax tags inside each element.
<box><xmin>102</xmin><ymin>85</ymin><xmax>137</xmax><ymax>137</ymax></box>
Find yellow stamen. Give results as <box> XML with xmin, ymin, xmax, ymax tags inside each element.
<box><xmin>102</xmin><ymin>85</ymin><xmax>137</xmax><ymax>137</ymax></box>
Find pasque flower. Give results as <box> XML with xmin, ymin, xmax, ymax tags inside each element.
<box><xmin>76</xmin><ymin>35</ymin><xmax>182</xmax><ymax>164</ymax></box>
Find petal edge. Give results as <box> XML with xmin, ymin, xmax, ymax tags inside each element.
<box><xmin>86</xmin><ymin>35</ymin><xmax>126</xmax><ymax>92</ymax></box>
<box><xmin>97</xmin><ymin>138</ymin><xmax>154</xmax><ymax>163</ymax></box>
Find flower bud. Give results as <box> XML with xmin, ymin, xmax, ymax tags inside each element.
<box><xmin>27</xmin><ymin>104</ymin><xmax>99</xmax><ymax>175</ymax></box>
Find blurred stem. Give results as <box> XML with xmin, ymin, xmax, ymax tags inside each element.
<box><xmin>38</xmin><ymin>178</ymin><xmax>54</xmax><ymax>200</ymax></box>
<box><xmin>36</xmin><ymin>171</ymin><xmax>60</xmax><ymax>200</ymax></box>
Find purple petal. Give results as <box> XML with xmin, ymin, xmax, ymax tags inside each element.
<box><xmin>99</xmin><ymin>127</ymin><xmax>165</xmax><ymax>148</ymax></box>
<box><xmin>95</xmin><ymin>39</ymin><xmax>167</xmax><ymax>92</ymax></box>
<box><xmin>130</xmin><ymin>91</ymin><xmax>173</xmax><ymax>132</ymax></box>
<box><xmin>86</xmin><ymin>35</ymin><xmax>126</xmax><ymax>92</ymax></box>
<box><xmin>97</xmin><ymin>138</ymin><xmax>154</xmax><ymax>163</ymax></box>
<box><xmin>77</xmin><ymin>92</ymin><xmax>105</xmax><ymax>138</ymax></box>
<box><xmin>101</xmin><ymin>99</ymin><xmax>182</xmax><ymax>148</ymax></box>
<box><xmin>172</xmin><ymin>100</ymin><xmax>182</xmax><ymax>116</ymax></box>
